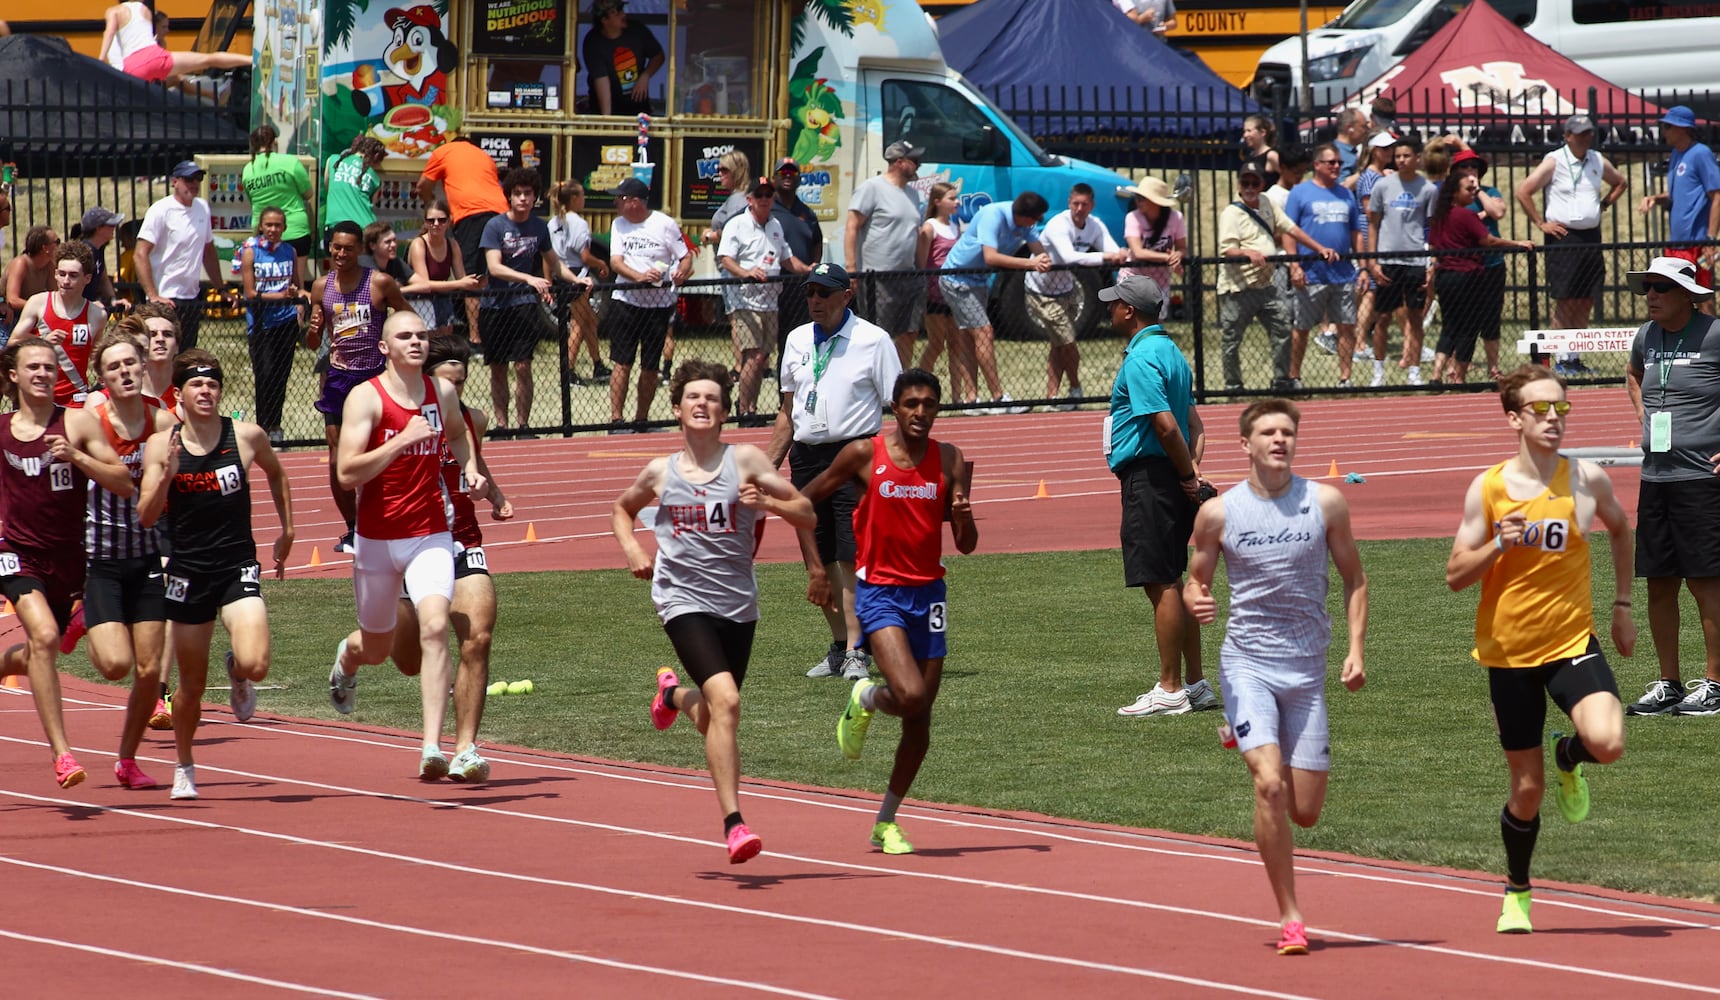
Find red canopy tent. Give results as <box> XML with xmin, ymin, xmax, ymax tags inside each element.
<box><xmin>1331</xmin><ymin>0</ymin><xmax>1668</xmax><ymax>131</ymax></box>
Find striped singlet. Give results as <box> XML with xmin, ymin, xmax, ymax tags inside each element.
<box><xmin>85</xmin><ymin>400</ymin><xmax>158</xmax><ymax>560</ymax></box>
<box><xmin>651</xmin><ymin>446</ymin><xmax>760</xmax><ymax>624</ymax></box>
<box><xmin>1218</xmin><ymin>475</ymin><xmax>1329</xmax><ymax>670</ymax></box>
<box><xmin>324</xmin><ymin>267</ymin><xmax>386</xmax><ymax>374</ymax></box>
<box><xmin>1473</xmin><ymin>459</ymin><xmax>1593</xmax><ymax>668</ymax></box>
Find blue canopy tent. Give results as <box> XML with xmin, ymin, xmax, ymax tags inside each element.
<box><xmin>936</xmin><ymin>0</ymin><xmax>1258</xmax><ymax>138</ymax></box>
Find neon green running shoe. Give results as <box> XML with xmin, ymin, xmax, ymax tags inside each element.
<box><xmin>837</xmin><ymin>679</ymin><xmax>875</xmax><ymax>760</ymax></box>
<box><xmin>1551</xmin><ymin>733</ymin><xmax>1591</xmax><ymax>824</ymax></box>
<box><xmin>870</xmin><ymin>821</ymin><xmax>914</xmax><ymax>855</ymax></box>
<box><xmin>1496</xmin><ymin>889</ymin><xmax>1532</xmax><ymax>934</ymax></box>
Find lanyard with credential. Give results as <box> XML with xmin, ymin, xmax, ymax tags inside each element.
<box><xmin>1659</xmin><ymin>325</ymin><xmax>1690</xmax><ymax>407</ymax></box>
<box><xmin>805</xmin><ymin>333</ymin><xmax>838</xmax><ymax>413</ymax></box>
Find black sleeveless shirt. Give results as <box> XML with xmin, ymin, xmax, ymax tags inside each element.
<box><xmin>165</xmin><ymin>419</ymin><xmax>253</xmax><ymax>572</ymax></box>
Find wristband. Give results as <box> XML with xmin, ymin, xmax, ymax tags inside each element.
<box><xmin>1494</xmin><ymin>534</ymin><xmax>1506</xmax><ymax>552</ymax></box>
<box><xmin>1614</xmin><ymin>600</ymin><xmax>1631</xmax><ymax>607</ymax></box>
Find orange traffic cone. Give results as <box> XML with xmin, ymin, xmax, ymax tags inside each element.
<box><xmin>1328</xmin><ymin>459</ymin><xmax>1340</xmax><ymax>478</ymax></box>
<box><xmin>525</xmin><ymin>522</ymin><xmax>538</xmax><ymax>542</ymax></box>
<box><xmin>309</xmin><ymin>546</ymin><xmax>322</xmax><ymax>567</ymax></box>
<box><xmin>1034</xmin><ymin>479</ymin><xmax>1050</xmax><ymax>499</ymax></box>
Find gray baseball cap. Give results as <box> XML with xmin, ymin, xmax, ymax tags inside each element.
<box><xmin>1098</xmin><ymin>273</ymin><xmax>1164</xmax><ymax>316</ymax></box>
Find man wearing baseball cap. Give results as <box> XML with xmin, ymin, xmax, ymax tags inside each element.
<box><xmin>1102</xmin><ymin>273</ymin><xmax>1216</xmax><ymax>719</ymax></box>
<box><xmin>605</xmin><ymin>176</ymin><xmax>692</xmax><ymax>431</ymax></box>
<box><xmin>134</xmin><ymin>161</ymin><xmax>234</xmax><ymax>350</ymax></box>
<box><xmin>75</xmin><ymin>206</ymin><xmax>125</xmax><ymax>312</ymax></box>
<box><xmin>846</xmin><ymin>141</ymin><xmax>927</xmax><ymax>368</ymax></box>
<box><xmin>772</xmin><ymin>157</ymin><xmax>824</xmax><ymax>341</ymax></box>
<box><xmin>1640</xmin><ymin>106</ymin><xmax>1720</xmax><ymax>313</ymax></box>
<box><xmin>1624</xmin><ymin>255</ymin><xmax>1720</xmax><ymax>717</ymax></box>
<box><xmin>716</xmin><ymin>176</ymin><xmax>813</xmax><ymax>420</ymax></box>
<box><xmin>1516</xmin><ymin>114</ymin><xmax>1629</xmax><ymax>372</ymax></box>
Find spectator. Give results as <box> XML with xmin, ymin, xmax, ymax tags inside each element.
<box><xmin>1641</xmin><ymin>106</ymin><xmax>1720</xmax><ymax>315</ymax></box>
<box><xmin>324</xmin><ymin>136</ymin><xmax>386</xmax><ymax>233</ymax></box>
<box><xmin>718</xmin><ymin>176</ymin><xmax>812</xmax><ymax>421</ymax></box>
<box><xmin>418</xmin><ymin>133</ymin><xmax>508</xmax><ymax>344</ymax></box>
<box><xmin>606</xmin><ymin>176</ymin><xmax>692</xmax><ymax>432</ymax></box>
<box><xmin>1450</xmin><ymin>148</ymin><xmax>1512</xmax><ymax>381</ymax></box>
<box><xmin>482</xmin><ymin>167</ymin><xmax>588</xmax><ymax>437</ymax></box>
<box><xmin>1283</xmin><ymin>144</ymin><xmax>1366</xmax><ymax>390</ymax></box>
<box><xmin>1027</xmin><ymin>183</ymin><xmax>1127</xmax><ymax>409</ymax></box>
<box><xmin>1333</xmin><ymin>108</ymin><xmax>1370</xmax><ymax>182</ymax></box>
<box><xmin>407</xmin><ymin>199</ymin><xmax>482</xmax><ymax>337</ymax></box>
<box><xmin>1121</xmin><ymin>176</ymin><xmax>1187</xmax><ymax>305</ymax></box>
<box><xmin>5</xmin><ymin>225</ymin><xmax>61</xmax><ymax>331</ymax></box>
<box><xmin>1265</xmin><ymin>145</ymin><xmax>1309</xmax><ymax>214</ymax></box>
<box><xmin>702</xmin><ymin>150</ymin><xmax>753</xmax><ymax>377</ymax></box>
<box><xmin>1218</xmin><ymin>161</ymin><xmax>1336</xmax><ymax>391</ymax></box>
<box><xmin>1517</xmin><ymin>115</ymin><xmax>1629</xmax><ymax>373</ymax></box>
<box><xmin>0</xmin><ymin>188</ymin><xmax>11</xmax><ymax>339</ymax></box>
<box><xmin>237</xmin><ymin>206</ymin><xmax>303</xmax><ymax>444</ymax></box>
<box><xmin>10</xmin><ymin>240</ymin><xmax>107</xmax><ymax>405</ymax></box>
<box><xmin>765</xmin><ymin>262</ymin><xmax>902</xmax><ymax>682</ymax></box>
<box><xmin>99</xmin><ymin>1</ymin><xmax>248</xmax><ymax>85</ymax></box>
<box><xmin>846</xmin><ymin>140</ymin><xmax>929</xmax><ymax>368</ymax></box>
<box><xmin>940</xmin><ymin>192</ymin><xmax>1050</xmax><ymax>414</ymax></box>
<box><xmin>72</xmin><ymin>207</ymin><xmax>125</xmax><ymax>313</ymax></box>
<box><xmin>1624</xmin><ymin>256</ymin><xmax>1720</xmax><ymax>717</ymax></box>
<box><xmin>918</xmin><ymin>182</ymin><xmax>962</xmax><ymax>391</ymax></box>
<box><xmin>1112</xmin><ymin>0</ymin><xmax>1176</xmax><ymax>34</ymax></box>
<box><xmin>582</xmin><ymin>0</ymin><xmax>664</xmax><ymax>116</ymax></box>
<box><xmin>1350</xmin><ymin>133</ymin><xmax>1396</xmax><ymax>385</ymax></box>
<box><xmin>547</xmin><ymin>181</ymin><xmax>609</xmax><ymax>385</ymax></box>
<box><xmin>771</xmin><ymin>158</ymin><xmax>823</xmax><ymax>349</ymax></box>
<box><xmin>240</xmin><ymin>124</ymin><xmax>314</xmax><ymax>285</ymax></box>
<box><xmin>1102</xmin><ymin>273</ymin><xmax>1216</xmax><ymax>718</ymax></box>
<box><xmin>135</xmin><ymin>161</ymin><xmax>233</xmax><ymax>350</ymax></box>
<box><xmin>1240</xmin><ymin>114</ymin><xmax>1281</xmax><ymax>186</ymax></box>
<box><xmin>1428</xmin><ymin>170</ymin><xmax>1534</xmax><ymax>385</ymax></box>
<box><xmin>361</xmin><ymin>221</ymin><xmax>411</xmax><ymax>283</ymax></box>
<box><xmin>1366</xmin><ymin>135</ymin><xmax>1436</xmax><ymax>385</ymax></box>
<box><xmin>1369</xmin><ymin>96</ymin><xmax>1398</xmax><ymax>136</ymax></box>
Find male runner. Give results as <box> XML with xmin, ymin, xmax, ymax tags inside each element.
<box><xmin>69</xmin><ymin>328</ymin><xmax>179</xmax><ymax>788</ymax></box>
<box><xmin>0</xmin><ymin>337</ymin><xmax>131</xmax><ymax>787</ymax></box>
<box><xmin>11</xmin><ymin>241</ymin><xmax>109</xmax><ymax>406</ymax></box>
<box><xmin>389</xmin><ymin>335</ymin><xmax>513</xmax><ymax>784</ymax></box>
<box><xmin>613</xmin><ymin>360</ymin><xmax>814</xmax><ymax>863</ymax></box>
<box><xmin>328</xmin><ymin>310</ymin><xmax>484</xmax><ymax>780</ymax></box>
<box><xmin>1445</xmin><ymin>365</ymin><xmax>1631</xmax><ymax>933</ymax></box>
<box><xmin>1185</xmin><ymin>398</ymin><xmax>1368</xmax><ymax>956</ymax></box>
<box><xmin>307</xmin><ymin>220</ymin><xmax>411</xmax><ymax>553</ymax></box>
<box><xmin>138</xmin><ymin>350</ymin><xmax>295</xmax><ymax>800</ymax></box>
<box><xmin>801</xmin><ymin>369</ymin><xmax>977</xmax><ymax>854</ymax></box>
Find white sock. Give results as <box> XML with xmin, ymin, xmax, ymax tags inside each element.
<box><xmin>859</xmin><ymin>683</ymin><xmax>881</xmax><ymax>711</ymax></box>
<box><xmin>1374</xmin><ymin>361</ymin><xmax>1385</xmax><ymax>376</ymax></box>
<box><xmin>877</xmin><ymin>789</ymin><xmax>904</xmax><ymax>824</ymax></box>
<box><xmin>1409</xmin><ymin>365</ymin><xmax>1421</xmax><ymax>378</ymax></box>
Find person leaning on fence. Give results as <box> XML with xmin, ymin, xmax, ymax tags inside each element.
<box><xmin>718</xmin><ymin>176</ymin><xmax>812</xmax><ymax>423</ymax></box>
<box><xmin>135</xmin><ymin>161</ymin><xmax>235</xmax><ymax>351</ymax></box>
<box><xmin>1282</xmin><ymin>144</ymin><xmax>1366</xmax><ymax>391</ymax></box>
<box><xmin>1427</xmin><ymin>171</ymin><xmax>1534</xmax><ymax>386</ymax></box>
<box><xmin>1622</xmin><ymin>256</ymin><xmax>1720</xmax><ymax>717</ymax></box>
<box><xmin>1366</xmin><ymin>136</ymin><xmax>1437</xmax><ymax>386</ymax></box>
<box><xmin>1028</xmin><ymin>183</ymin><xmax>1128</xmax><ymax>409</ymax></box>
<box><xmin>236</xmin><ymin>207</ymin><xmax>303</xmax><ymax>444</ymax></box>
<box><xmin>1348</xmin><ymin>133</ymin><xmax>1396</xmax><ymax>385</ymax></box>
<box><xmin>1219</xmin><ymin>160</ymin><xmax>1337</xmax><ymax>392</ymax></box>
<box><xmin>606</xmin><ymin>176</ymin><xmax>693</xmax><ymax>433</ymax></box>
<box><xmin>846</xmin><ymin>140</ymin><xmax>929</xmax><ymax>369</ymax></box>
<box><xmin>771</xmin><ymin>158</ymin><xmax>824</xmax><ymax>345</ymax></box>
<box><xmin>1445</xmin><ymin>148</ymin><xmax>1512</xmax><ymax>381</ymax></box>
<box><xmin>1639</xmin><ymin>106</ymin><xmax>1720</xmax><ymax>317</ymax></box>
<box><xmin>939</xmin><ymin>192</ymin><xmax>1051</xmax><ymax>414</ymax></box>
<box><xmin>703</xmin><ymin>150</ymin><xmax>757</xmax><ymax>384</ymax></box>
<box><xmin>1516</xmin><ymin>115</ymin><xmax>1629</xmax><ymax>374</ymax></box>
<box><xmin>407</xmin><ymin>199</ymin><xmax>483</xmax><ymax>339</ymax></box>
<box><xmin>547</xmin><ymin>182</ymin><xmax>610</xmax><ymax>386</ymax></box>
<box><xmin>919</xmin><ymin>182</ymin><xmax>963</xmax><ymax>392</ymax></box>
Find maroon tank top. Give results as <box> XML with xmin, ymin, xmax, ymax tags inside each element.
<box><xmin>0</xmin><ymin>408</ymin><xmax>89</xmax><ymax>551</ymax></box>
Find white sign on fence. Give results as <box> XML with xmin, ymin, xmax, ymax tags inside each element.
<box><xmin>1516</xmin><ymin>328</ymin><xmax>1638</xmax><ymax>355</ymax></box>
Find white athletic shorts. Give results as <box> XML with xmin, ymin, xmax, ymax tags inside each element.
<box><xmin>1219</xmin><ymin>659</ymin><xmax>1330</xmax><ymax>772</ymax></box>
<box><xmin>353</xmin><ymin>531</ymin><xmax>455</xmax><ymax>634</ymax></box>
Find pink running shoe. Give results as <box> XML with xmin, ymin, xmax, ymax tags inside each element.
<box><xmin>650</xmin><ymin>666</ymin><xmax>679</xmax><ymax>731</ymax></box>
<box><xmin>726</xmin><ymin>823</ymin><xmax>762</xmax><ymax>864</ymax></box>
<box><xmin>54</xmin><ymin>752</ymin><xmax>86</xmax><ymax>789</ymax></box>
<box><xmin>58</xmin><ymin>604</ymin><xmax>86</xmax><ymax>655</ymax></box>
<box><xmin>148</xmin><ymin>698</ymin><xmax>173</xmax><ymax>730</ymax></box>
<box><xmin>114</xmin><ymin>759</ymin><xmax>157</xmax><ymax>789</ymax></box>
<box><xmin>1276</xmin><ymin>920</ymin><xmax>1310</xmax><ymax>956</ymax></box>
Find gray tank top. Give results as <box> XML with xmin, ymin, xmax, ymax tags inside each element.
<box><xmin>651</xmin><ymin>446</ymin><xmax>760</xmax><ymax>624</ymax></box>
<box><xmin>1219</xmin><ymin>475</ymin><xmax>1330</xmax><ymax>667</ymax></box>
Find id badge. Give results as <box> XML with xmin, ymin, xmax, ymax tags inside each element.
<box><xmin>1650</xmin><ymin>411</ymin><xmax>1672</xmax><ymax>453</ymax></box>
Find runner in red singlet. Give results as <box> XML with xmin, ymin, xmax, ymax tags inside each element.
<box><xmin>0</xmin><ymin>337</ymin><xmax>132</xmax><ymax>788</ymax></box>
<box><xmin>796</xmin><ymin>368</ymin><xmax>977</xmax><ymax>855</ymax></box>
<box><xmin>389</xmin><ymin>335</ymin><xmax>513</xmax><ymax>783</ymax></box>
<box><xmin>12</xmin><ymin>241</ymin><xmax>108</xmax><ymax>407</ymax></box>
<box><xmin>329</xmin><ymin>310</ymin><xmax>485</xmax><ymax>779</ymax></box>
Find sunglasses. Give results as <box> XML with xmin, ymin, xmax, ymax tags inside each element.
<box><xmin>805</xmin><ymin>286</ymin><xmax>845</xmax><ymax>298</ymax></box>
<box><xmin>1522</xmin><ymin>400</ymin><xmax>1573</xmax><ymax>416</ymax></box>
<box><xmin>423</xmin><ymin>217</ymin><xmax>449</xmax><ymax>225</ymax></box>
<box><xmin>1641</xmin><ymin>280</ymin><xmax>1680</xmax><ymax>293</ymax></box>
<box><xmin>1315</xmin><ymin>159</ymin><xmax>1341</xmax><ymax>166</ymax></box>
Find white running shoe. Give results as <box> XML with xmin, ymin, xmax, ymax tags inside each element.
<box><xmin>806</xmin><ymin>642</ymin><xmax>843</xmax><ymax>678</ymax></box>
<box><xmin>1406</xmin><ymin>366</ymin><xmax>1425</xmax><ymax>386</ymax></box>
<box><xmin>1117</xmin><ymin>683</ymin><xmax>1193</xmax><ymax>717</ymax></box>
<box><xmin>840</xmin><ymin>648</ymin><xmax>872</xmax><ymax>682</ymax></box>
<box><xmin>1420</xmin><ymin>346</ymin><xmax>1436</xmax><ymax>363</ymax></box>
<box><xmin>226</xmin><ymin>650</ymin><xmax>256</xmax><ymax>723</ymax></box>
<box><xmin>997</xmin><ymin>394</ymin><xmax>1030</xmax><ymax>415</ymax></box>
<box><xmin>171</xmin><ymin>764</ymin><xmax>199</xmax><ymax>800</ymax></box>
<box><xmin>329</xmin><ymin>640</ymin><xmax>357</xmax><ymax>714</ymax></box>
<box><xmin>1370</xmin><ymin>364</ymin><xmax>1386</xmax><ymax>388</ymax></box>
<box><xmin>1185</xmin><ymin>678</ymin><xmax>1221</xmax><ymax>711</ymax></box>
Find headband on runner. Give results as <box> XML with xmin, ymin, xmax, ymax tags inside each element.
<box><xmin>174</xmin><ymin>364</ymin><xmax>224</xmax><ymax>389</ymax></box>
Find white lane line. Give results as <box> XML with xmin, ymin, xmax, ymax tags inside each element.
<box><xmin>0</xmin><ymin>926</ymin><xmax>384</xmax><ymax>999</ymax></box>
<box><xmin>0</xmin><ymin>857</ymin><xmax>838</xmax><ymax>1000</ymax></box>
<box><xmin>0</xmin><ymin>789</ymin><xmax>1317</xmax><ymax>1000</ymax></box>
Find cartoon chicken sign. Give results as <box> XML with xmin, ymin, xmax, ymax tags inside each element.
<box><xmin>350</xmin><ymin>5</ymin><xmax>459</xmax><ymax>156</ymax></box>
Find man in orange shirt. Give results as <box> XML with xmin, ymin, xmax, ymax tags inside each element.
<box><xmin>1445</xmin><ymin>365</ymin><xmax>1632</xmax><ymax>935</ymax></box>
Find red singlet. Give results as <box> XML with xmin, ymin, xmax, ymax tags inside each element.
<box><xmin>443</xmin><ymin>405</ymin><xmax>483</xmax><ymax>548</ymax></box>
<box><xmin>853</xmin><ymin>434</ymin><xmax>946</xmax><ymax>587</ymax></box>
<box><xmin>355</xmin><ymin>375</ymin><xmax>450</xmax><ymax>540</ymax></box>
<box><xmin>37</xmin><ymin>297</ymin><xmax>95</xmax><ymax>406</ymax></box>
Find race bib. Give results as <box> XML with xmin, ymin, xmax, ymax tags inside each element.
<box><xmin>0</xmin><ymin>552</ymin><xmax>19</xmax><ymax>576</ymax></box>
<box><xmin>165</xmin><ymin>575</ymin><xmax>191</xmax><ymax>602</ymax></box>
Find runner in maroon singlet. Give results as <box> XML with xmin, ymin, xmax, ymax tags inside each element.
<box><xmin>330</xmin><ymin>310</ymin><xmax>484</xmax><ymax>780</ymax></box>
<box><xmin>0</xmin><ymin>337</ymin><xmax>132</xmax><ymax>788</ymax></box>
<box><xmin>389</xmin><ymin>335</ymin><xmax>512</xmax><ymax>783</ymax></box>
<box><xmin>12</xmin><ymin>241</ymin><xmax>108</xmax><ymax>407</ymax></box>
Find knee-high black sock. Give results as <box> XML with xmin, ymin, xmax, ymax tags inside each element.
<box><xmin>1555</xmin><ymin>734</ymin><xmax>1597</xmax><ymax>772</ymax></box>
<box><xmin>1501</xmin><ymin>805</ymin><xmax>1540</xmax><ymax>889</ymax></box>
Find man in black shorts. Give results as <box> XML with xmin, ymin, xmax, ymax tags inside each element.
<box><xmin>480</xmin><ymin>167</ymin><xmax>590</xmax><ymax>437</ymax></box>
<box><xmin>1447</xmin><ymin>365</ymin><xmax>1631</xmax><ymax>933</ymax></box>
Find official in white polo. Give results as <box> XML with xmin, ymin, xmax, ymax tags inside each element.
<box><xmin>768</xmin><ymin>262</ymin><xmax>904</xmax><ymax>682</ymax></box>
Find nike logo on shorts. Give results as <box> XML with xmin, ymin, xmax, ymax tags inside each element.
<box><xmin>1572</xmin><ymin>653</ymin><xmax>1598</xmax><ymax>666</ymax></box>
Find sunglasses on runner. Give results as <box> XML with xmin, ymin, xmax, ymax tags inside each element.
<box><xmin>1522</xmin><ymin>400</ymin><xmax>1572</xmax><ymax>416</ymax></box>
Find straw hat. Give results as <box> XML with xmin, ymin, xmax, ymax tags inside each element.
<box><xmin>1121</xmin><ymin>176</ymin><xmax>1176</xmax><ymax>207</ymax></box>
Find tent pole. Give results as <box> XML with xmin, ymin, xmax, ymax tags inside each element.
<box><xmin>1299</xmin><ymin>0</ymin><xmax>1312</xmax><ymax>115</ymax></box>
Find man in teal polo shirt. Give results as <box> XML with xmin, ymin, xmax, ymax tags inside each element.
<box><xmin>1104</xmin><ymin>273</ymin><xmax>1217</xmax><ymax>718</ymax></box>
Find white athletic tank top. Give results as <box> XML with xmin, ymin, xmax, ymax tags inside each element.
<box><xmin>1219</xmin><ymin>475</ymin><xmax>1330</xmax><ymax>669</ymax></box>
<box><xmin>650</xmin><ymin>447</ymin><xmax>760</xmax><ymax>625</ymax></box>
<box><xmin>110</xmin><ymin>2</ymin><xmax>157</xmax><ymax>68</ymax></box>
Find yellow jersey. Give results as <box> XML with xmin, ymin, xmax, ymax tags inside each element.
<box><xmin>1473</xmin><ymin>459</ymin><xmax>1594</xmax><ymax>668</ymax></box>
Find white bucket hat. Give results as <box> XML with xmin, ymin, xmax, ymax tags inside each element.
<box><xmin>1626</xmin><ymin>256</ymin><xmax>1715</xmax><ymax>301</ymax></box>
